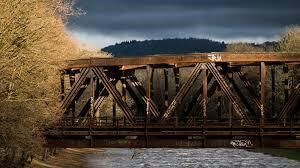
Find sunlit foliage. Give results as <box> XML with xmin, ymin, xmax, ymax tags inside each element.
<box><xmin>0</xmin><ymin>0</ymin><xmax>81</xmax><ymax>166</ymax></box>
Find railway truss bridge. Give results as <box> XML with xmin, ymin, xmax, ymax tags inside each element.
<box><xmin>46</xmin><ymin>52</ymin><xmax>300</xmax><ymax>148</ymax></box>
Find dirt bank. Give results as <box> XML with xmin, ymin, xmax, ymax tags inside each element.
<box><xmin>31</xmin><ymin>148</ymin><xmax>105</xmax><ymax>168</ymax></box>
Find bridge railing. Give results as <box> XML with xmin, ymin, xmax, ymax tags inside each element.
<box><xmin>57</xmin><ymin>117</ymin><xmax>300</xmax><ymax>128</ymax></box>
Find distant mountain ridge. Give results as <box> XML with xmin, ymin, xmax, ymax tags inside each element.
<box><xmin>101</xmin><ymin>38</ymin><xmax>276</xmax><ymax>57</ymax></box>
<box><xmin>101</xmin><ymin>38</ymin><xmax>226</xmax><ymax>57</ymax></box>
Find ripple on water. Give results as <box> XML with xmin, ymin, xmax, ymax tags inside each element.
<box><xmin>84</xmin><ymin>148</ymin><xmax>300</xmax><ymax>168</ymax></box>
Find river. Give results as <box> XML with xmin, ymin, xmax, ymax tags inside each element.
<box><xmin>80</xmin><ymin>148</ymin><xmax>300</xmax><ymax>168</ymax></box>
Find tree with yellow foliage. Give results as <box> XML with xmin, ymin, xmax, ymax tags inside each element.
<box><xmin>0</xmin><ymin>0</ymin><xmax>81</xmax><ymax>166</ymax></box>
<box><xmin>277</xmin><ymin>26</ymin><xmax>300</xmax><ymax>52</ymax></box>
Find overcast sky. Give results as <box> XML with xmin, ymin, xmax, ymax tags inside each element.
<box><xmin>67</xmin><ymin>0</ymin><xmax>300</xmax><ymax>48</ymax></box>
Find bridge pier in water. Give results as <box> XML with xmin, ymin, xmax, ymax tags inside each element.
<box><xmin>46</xmin><ymin>53</ymin><xmax>300</xmax><ymax>148</ymax></box>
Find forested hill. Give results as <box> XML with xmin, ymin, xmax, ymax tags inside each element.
<box><xmin>101</xmin><ymin>38</ymin><xmax>226</xmax><ymax>57</ymax></box>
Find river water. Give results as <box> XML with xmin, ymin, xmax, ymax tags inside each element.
<box><xmin>82</xmin><ymin>148</ymin><xmax>300</xmax><ymax>168</ymax></box>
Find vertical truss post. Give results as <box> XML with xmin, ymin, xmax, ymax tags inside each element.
<box><xmin>216</xmin><ymin>67</ymin><xmax>222</xmax><ymax>121</ymax></box>
<box><xmin>94</xmin><ymin>78</ymin><xmax>100</xmax><ymax>98</ymax></box>
<box><xmin>146</xmin><ymin>66</ymin><xmax>153</xmax><ymax>119</ymax></box>
<box><xmin>261</xmin><ymin>62</ymin><xmax>266</xmax><ymax>124</ymax></box>
<box><xmin>164</xmin><ymin>69</ymin><xmax>169</xmax><ymax>108</ymax></box>
<box><xmin>150</xmin><ymin>68</ymin><xmax>154</xmax><ymax>101</ymax></box>
<box><xmin>146</xmin><ymin>65</ymin><xmax>153</xmax><ymax>147</ymax></box>
<box><xmin>202</xmin><ymin>68</ymin><xmax>208</xmax><ymax>148</ymax></box>
<box><xmin>227</xmin><ymin>66</ymin><xmax>233</xmax><ymax>127</ymax></box>
<box><xmin>121</xmin><ymin>76</ymin><xmax>127</xmax><ymax>102</ymax></box>
<box><xmin>89</xmin><ymin>71</ymin><xmax>94</xmax><ymax>133</ymax></box>
<box><xmin>93</xmin><ymin>78</ymin><xmax>100</xmax><ymax>118</ymax></box>
<box><xmin>69</xmin><ymin>70</ymin><xmax>76</xmax><ymax>123</ymax></box>
<box><xmin>60</xmin><ymin>71</ymin><xmax>65</xmax><ymax>128</ymax></box>
<box><xmin>60</xmin><ymin>71</ymin><xmax>65</xmax><ymax>101</ymax></box>
<box><xmin>284</xmin><ymin>65</ymin><xmax>289</xmax><ymax>103</ymax></box>
<box><xmin>260</xmin><ymin>62</ymin><xmax>266</xmax><ymax>147</ymax></box>
<box><xmin>203</xmin><ymin>68</ymin><xmax>208</xmax><ymax>124</ymax></box>
<box><xmin>271</xmin><ymin>66</ymin><xmax>276</xmax><ymax>117</ymax></box>
<box><xmin>173</xmin><ymin>67</ymin><xmax>180</xmax><ymax>92</ymax></box>
<box><xmin>173</xmin><ymin>67</ymin><xmax>180</xmax><ymax>125</ymax></box>
<box><xmin>90</xmin><ymin>73</ymin><xmax>94</xmax><ymax>123</ymax></box>
<box><xmin>112</xmin><ymin>99</ymin><xmax>117</xmax><ymax>126</ymax></box>
<box><xmin>121</xmin><ymin>73</ymin><xmax>127</xmax><ymax>125</ymax></box>
<box><xmin>283</xmin><ymin>65</ymin><xmax>289</xmax><ymax>125</ymax></box>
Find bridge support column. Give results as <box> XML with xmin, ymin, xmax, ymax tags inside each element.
<box><xmin>60</xmin><ymin>71</ymin><xmax>65</xmax><ymax>101</ymax></box>
<box><xmin>173</xmin><ymin>67</ymin><xmax>180</xmax><ymax>92</ymax></box>
<box><xmin>164</xmin><ymin>69</ymin><xmax>169</xmax><ymax>108</ymax></box>
<box><xmin>284</xmin><ymin>65</ymin><xmax>289</xmax><ymax>103</ymax></box>
<box><xmin>90</xmin><ymin>73</ymin><xmax>95</xmax><ymax>121</ymax></box>
<box><xmin>216</xmin><ymin>67</ymin><xmax>222</xmax><ymax>121</ymax></box>
<box><xmin>202</xmin><ymin>68</ymin><xmax>208</xmax><ymax>147</ymax></box>
<box><xmin>112</xmin><ymin>99</ymin><xmax>116</xmax><ymax>126</ymax></box>
<box><xmin>145</xmin><ymin>65</ymin><xmax>153</xmax><ymax>147</ymax></box>
<box><xmin>173</xmin><ymin>67</ymin><xmax>180</xmax><ymax>125</ymax></box>
<box><xmin>283</xmin><ymin>65</ymin><xmax>289</xmax><ymax>126</ymax></box>
<box><xmin>146</xmin><ymin>66</ymin><xmax>153</xmax><ymax>118</ymax></box>
<box><xmin>69</xmin><ymin>71</ymin><xmax>76</xmax><ymax>124</ymax></box>
<box><xmin>121</xmin><ymin>73</ymin><xmax>127</xmax><ymax>125</ymax></box>
<box><xmin>227</xmin><ymin>66</ymin><xmax>233</xmax><ymax>127</ymax></box>
<box><xmin>203</xmin><ymin>68</ymin><xmax>208</xmax><ymax>124</ymax></box>
<box><xmin>260</xmin><ymin>62</ymin><xmax>266</xmax><ymax>148</ymax></box>
<box><xmin>271</xmin><ymin>66</ymin><xmax>276</xmax><ymax>117</ymax></box>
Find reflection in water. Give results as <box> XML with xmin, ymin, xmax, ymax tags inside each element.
<box><xmin>83</xmin><ymin>148</ymin><xmax>300</xmax><ymax>168</ymax></box>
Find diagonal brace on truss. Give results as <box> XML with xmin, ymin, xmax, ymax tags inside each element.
<box><xmin>93</xmin><ymin>67</ymin><xmax>135</xmax><ymax>124</ymax></box>
<box><xmin>161</xmin><ymin>63</ymin><xmax>203</xmax><ymax>121</ymax></box>
<box><xmin>77</xmin><ymin>78</ymin><xmax>119</xmax><ymax>118</ymax></box>
<box><xmin>206</xmin><ymin>63</ymin><xmax>251</xmax><ymax>123</ymax></box>
<box><xmin>183</xmin><ymin>73</ymin><xmax>214</xmax><ymax>118</ymax></box>
<box><xmin>187</xmin><ymin>80</ymin><xmax>218</xmax><ymax>123</ymax></box>
<box><xmin>224</xmin><ymin>73</ymin><xmax>258</xmax><ymax>119</ymax></box>
<box><xmin>126</xmin><ymin>73</ymin><xmax>160</xmax><ymax>118</ymax></box>
<box><xmin>236</xmin><ymin>71</ymin><xmax>265</xmax><ymax>116</ymax></box>
<box><xmin>61</xmin><ymin>68</ymin><xmax>89</xmax><ymax>112</ymax></box>
<box><xmin>277</xmin><ymin>83</ymin><xmax>300</xmax><ymax>121</ymax></box>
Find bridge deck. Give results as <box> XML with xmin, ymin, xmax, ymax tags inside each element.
<box><xmin>46</xmin><ymin>119</ymin><xmax>300</xmax><ymax>148</ymax></box>
<box><xmin>66</xmin><ymin>52</ymin><xmax>300</xmax><ymax>68</ymax></box>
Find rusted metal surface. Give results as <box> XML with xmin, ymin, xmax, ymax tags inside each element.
<box><xmin>45</xmin><ymin>116</ymin><xmax>300</xmax><ymax>148</ymax></box>
<box><xmin>93</xmin><ymin>67</ymin><xmax>135</xmax><ymax>124</ymax></box>
<box><xmin>126</xmin><ymin>73</ymin><xmax>160</xmax><ymax>118</ymax></box>
<box><xmin>206</xmin><ymin>63</ymin><xmax>251</xmax><ymax>123</ymax></box>
<box><xmin>53</xmin><ymin>52</ymin><xmax>300</xmax><ymax>148</ymax></box>
<box><xmin>236</xmin><ymin>71</ymin><xmax>263</xmax><ymax>115</ymax></box>
<box><xmin>260</xmin><ymin>62</ymin><xmax>266</xmax><ymax>125</ymax></box>
<box><xmin>61</xmin><ymin>68</ymin><xmax>89</xmax><ymax>110</ymax></box>
<box><xmin>278</xmin><ymin>84</ymin><xmax>300</xmax><ymax>121</ymax></box>
<box><xmin>66</xmin><ymin>53</ymin><xmax>300</xmax><ymax>68</ymax></box>
<box><xmin>161</xmin><ymin>63</ymin><xmax>202</xmax><ymax>120</ymax></box>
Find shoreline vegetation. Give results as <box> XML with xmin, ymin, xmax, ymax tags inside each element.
<box><xmin>252</xmin><ymin>148</ymin><xmax>300</xmax><ymax>162</ymax></box>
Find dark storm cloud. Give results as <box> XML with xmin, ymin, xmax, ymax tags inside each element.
<box><xmin>69</xmin><ymin>0</ymin><xmax>300</xmax><ymax>41</ymax></box>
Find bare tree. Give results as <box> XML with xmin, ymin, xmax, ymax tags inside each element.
<box><xmin>0</xmin><ymin>0</ymin><xmax>83</xmax><ymax>166</ymax></box>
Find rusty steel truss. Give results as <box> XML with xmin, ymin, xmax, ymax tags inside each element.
<box><xmin>46</xmin><ymin>52</ymin><xmax>300</xmax><ymax>148</ymax></box>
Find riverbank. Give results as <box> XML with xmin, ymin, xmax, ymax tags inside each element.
<box><xmin>31</xmin><ymin>148</ymin><xmax>104</xmax><ymax>168</ymax></box>
<box><xmin>252</xmin><ymin>148</ymin><xmax>300</xmax><ymax>161</ymax></box>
